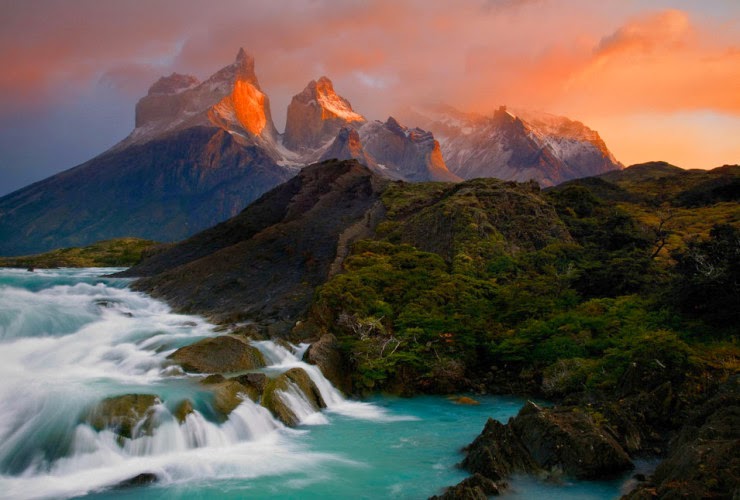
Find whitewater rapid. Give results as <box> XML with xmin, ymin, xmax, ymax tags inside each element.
<box><xmin>0</xmin><ymin>268</ymin><xmax>409</xmax><ymax>499</ymax></box>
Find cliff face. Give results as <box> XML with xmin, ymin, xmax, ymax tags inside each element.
<box><xmin>283</xmin><ymin>77</ymin><xmax>365</xmax><ymax>151</ymax></box>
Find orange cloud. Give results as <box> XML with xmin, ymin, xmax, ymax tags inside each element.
<box><xmin>0</xmin><ymin>0</ymin><xmax>738</xmax><ymax>183</ymax></box>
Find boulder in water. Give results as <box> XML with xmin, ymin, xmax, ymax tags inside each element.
<box><xmin>230</xmin><ymin>372</ymin><xmax>268</xmax><ymax>393</ymax></box>
<box><xmin>211</xmin><ymin>380</ymin><xmax>260</xmax><ymax>416</ymax></box>
<box><xmin>429</xmin><ymin>473</ymin><xmax>501</xmax><ymax>499</ymax></box>
<box><xmin>303</xmin><ymin>334</ymin><xmax>351</xmax><ymax>393</ymax></box>
<box><xmin>85</xmin><ymin>394</ymin><xmax>160</xmax><ymax>439</ymax></box>
<box><xmin>173</xmin><ymin>399</ymin><xmax>195</xmax><ymax>423</ymax></box>
<box><xmin>459</xmin><ymin>401</ymin><xmax>633</xmax><ymax>493</ymax></box>
<box><xmin>261</xmin><ymin>367</ymin><xmax>326</xmax><ymax>426</ymax></box>
<box><xmin>112</xmin><ymin>472</ymin><xmax>158</xmax><ymax>489</ymax></box>
<box><xmin>168</xmin><ymin>335</ymin><xmax>265</xmax><ymax>373</ymax></box>
<box><xmin>510</xmin><ymin>402</ymin><xmax>633</xmax><ymax>479</ymax></box>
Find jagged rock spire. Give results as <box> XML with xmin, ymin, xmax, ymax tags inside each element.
<box><xmin>284</xmin><ymin>76</ymin><xmax>365</xmax><ymax>150</ymax></box>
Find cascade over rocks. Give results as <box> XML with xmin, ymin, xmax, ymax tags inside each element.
<box><xmin>85</xmin><ymin>394</ymin><xmax>161</xmax><ymax>440</ymax></box>
<box><xmin>261</xmin><ymin>367</ymin><xmax>327</xmax><ymax>426</ymax></box>
<box><xmin>303</xmin><ymin>334</ymin><xmax>351</xmax><ymax>393</ymax></box>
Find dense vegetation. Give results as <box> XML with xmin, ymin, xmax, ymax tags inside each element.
<box><xmin>0</xmin><ymin>238</ymin><xmax>158</xmax><ymax>268</ymax></box>
<box><xmin>308</xmin><ymin>164</ymin><xmax>739</xmax><ymax>398</ymax></box>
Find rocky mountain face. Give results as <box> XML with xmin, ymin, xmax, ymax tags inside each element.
<box><xmin>0</xmin><ymin>126</ymin><xmax>291</xmax><ymax>255</ymax></box>
<box><xmin>0</xmin><ymin>50</ymin><xmax>458</xmax><ymax>255</ymax></box>
<box><xmin>318</xmin><ymin>119</ymin><xmax>461</xmax><ymax>182</ymax></box>
<box><xmin>405</xmin><ymin>104</ymin><xmax>622</xmax><ymax>186</ymax></box>
<box><xmin>122</xmin><ymin>159</ymin><xmax>388</xmax><ymax>333</ymax></box>
<box><xmin>283</xmin><ymin>77</ymin><xmax>366</xmax><ymax>151</ymax></box>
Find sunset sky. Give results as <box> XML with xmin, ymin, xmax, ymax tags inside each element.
<box><xmin>1</xmin><ymin>0</ymin><xmax>739</xmax><ymax>195</ymax></box>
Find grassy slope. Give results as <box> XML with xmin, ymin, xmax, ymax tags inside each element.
<box><xmin>0</xmin><ymin>237</ymin><xmax>158</xmax><ymax>268</ymax></box>
<box><xmin>306</xmin><ymin>165</ymin><xmax>739</xmax><ymax>397</ymax></box>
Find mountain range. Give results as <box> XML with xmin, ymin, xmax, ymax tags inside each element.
<box><xmin>0</xmin><ymin>49</ymin><xmax>621</xmax><ymax>255</ymax></box>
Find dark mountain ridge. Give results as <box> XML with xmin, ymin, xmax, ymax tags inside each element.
<box><xmin>123</xmin><ymin>159</ymin><xmax>388</xmax><ymax>331</ymax></box>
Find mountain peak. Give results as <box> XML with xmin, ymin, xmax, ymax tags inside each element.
<box><xmin>284</xmin><ymin>77</ymin><xmax>365</xmax><ymax>150</ymax></box>
<box><xmin>147</xmin><ymin>73</ymin><xmax>199</xmax><ymax>96</ymax></box>
<box><xmin>234</xmin><ymin>47</ymin><xmax>257</xmax><ymax>83</ymax></box>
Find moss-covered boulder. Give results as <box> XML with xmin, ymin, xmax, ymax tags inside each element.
<box><xmin>230</xmin><ymin>373</ymin><xmax>268</xmax><ymax>393</ymax></box>
<box><xmin>212</xmin><ymin>380</ymin><xmax>260</xmax><ymax>416</ymax></box>
<box><xmin>168</xmin><ymin>335</ymin><xmax>265</xmax><ymax>373</ymax></box>
<box><xmin>85</xmin><ymin>394</ymin><xmax>160</xmax><ymax>439</ymax></box>
<box><xmin>173</xmin><ymin>399</ymin><xmax>194</xmax><ymax>423</ymax></box>
<box><xmin>261</xmin><ymin>368</ymin><xmax>326</xmax><ymax>426</ymax></box>
<box><xmin>199</xmin><ymin>374</ymin><xmax>262</xmax><ymax>417</ymax></box>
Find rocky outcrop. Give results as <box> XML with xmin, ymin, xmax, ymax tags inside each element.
<box><xmin>168</xmin><ymin>335</ymin><xmax>266</xmax><ymax>373</ymax></box>
<box><xmin>132</xmin><ymin>48</ymin><xmax>278</xmax><ymax>146</ymax></box>
<box><xmin>509</xmin><ymin>402</ymin><xmax>633</xmax><ymax>478</ymax></box>
<box><xmin>456</xmin><ymin>401</ymin><xmax>633</xmax><ymax>494</ymax></box>
<box><xmin>210</xmin><ymin>380</ymin><xmax>259</xmax><ymax>416</ymax></box>
<box><xmin>623</xmin><ymin>376</ymin><xmax>740</xmax><ymax>499</ymax></box>
<box><xmin>261</xmin><ymin>368</ymin><xmax>326</xmax><ymax>426</ymax></box>
<box><xmin>303</xmin><ymin>334</ymin><xmax>350</xmax><ymax>393</ymax></box>
<box><xmin>126</xmin><ymin>160</ymin><xmax>388</xmax><ymax>330</ymax></box>
<box><xmin>284</xmin><ymin>77</ymin><xmax>365</xmax><ymax>150</ymax></box>
<box><xmin>173</xmin><ymin>399</ymin><xmax>195</xmax><ymax>423</ymax></box>
<box><xmin>85</xmin><ymin>394</ymin><xmax>160</xmax><ymax>439</ymax></box>
<box><xmin>429</xmin><ymin>473</ymin><xmax>501</xmax><ymax>500</ymax></box>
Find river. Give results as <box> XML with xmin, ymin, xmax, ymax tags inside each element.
<box><xmin>0</xmin><ymin>268</ymin><xmax>639</xmax><ymax>499</ymax></box>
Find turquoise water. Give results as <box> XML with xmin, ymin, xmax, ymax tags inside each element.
<box><xmin>0</xmin><ymin>268</ymin><xmax>636</xmax><ymax>499</ymax></box>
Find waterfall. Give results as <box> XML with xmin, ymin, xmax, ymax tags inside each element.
<box><xmin>252</xmin><ymin>340</ymin><xmax>417</xmax><ymax>423</ymax></box>
<box><xmin>0</xmin><ymin>268</ymin><xmax>395</xmax><ymax>499</ymax></box>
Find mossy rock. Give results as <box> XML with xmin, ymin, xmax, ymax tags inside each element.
<box><xmin>173</xmin><ymin>399</ymin><xmax>194</xmax><ymax>423</ymax></box>
<box><xmin>85</xmin><ymin>394</ymin><xmax>160</xmax><ymax>439</ymax></box>
<box><xmin>210</xmin><ymin>380</ymin><xmax>260</xmax><ymax>416</ymax></box>
<box><xmin>230</xmin><ymin>372</ymin><xmax>268</xmax><ymax>393</ymax></box>
<box><xmin>168</xmin><ymin>335</ymin><xmax>265</xmax><ymax>373</ymax></box>
<box><xmin>261</xmin><ymin>368</ymin><xmax>326</xmax><ymax>426</ymax></box>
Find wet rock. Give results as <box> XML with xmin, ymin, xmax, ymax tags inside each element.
<box><xmin>429</xmin><ymin>473</ymin><xmax>501</xmax><ymax>499</ymax></box>
<box><xmin>112</xmin><ymin>472</ymin><xmax>158</xmax><ymax>489</ymax></box>
<box><xmin>230</xmin><ymin>372</ymin><xmax>268</xmax><ymax>393</ymax></box>
<box><xmin>623</xmin><ymin>376</ymin><xmax>739</xmax><ymax>499</ymax></box>
<box><xmin>303</xmin><ymin>334</ymin><xmax>350</xmax><ymax>393</ymax></box>
<box><xmin>86</xmin><ymin>394</ymin><xmax>160</xmax><ymax>439</ymax></box>
<box><xmin>510</xmin><ymin>402</ymin><xmax>633</xmax><ymax>479</ymax></box>
<box><xmin>261</xmin><ymin>367</ymin><xmax>326</xmax><ymax>426</ymax></box>
<box><xmin>201</xmin><ymin>374</ymin><xmax>226</xmax><ymax>384</ymax></box>
<box><xmin>463</xmin><ymin>418</ymin><xmax>539</xmax><ymax>481</ymax></box>
<box><xmin>459</xmin><ymin>400</ymin><xmax>633</xmax><ymax>493</ymax></box>
<box><xmin>168</xmin><ymin>335</ymin><xmax>265</xmax><ymax>373</ymax></box>
<box><xmin>173</xmin><ymin>399</ymin><xmax>194</xmax><ymax>423</ymax></box>
<box><xmin>454</xmin><ymin>396</ymin><xmax>480</xmax><ymax>406</ymax></box>
<box><xmin>211</xmin><ymin>380</ymin><xmax>259</xmax><ymax>416</ymax></box>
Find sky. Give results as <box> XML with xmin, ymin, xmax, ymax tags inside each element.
<box><xmin>1</xmin><ymin>0</ymin><xmax>739</xmax><ymax>196</ymax></box>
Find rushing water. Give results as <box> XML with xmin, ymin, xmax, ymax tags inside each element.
<box><xmin>0</xmin><ymin>268</ymin><xmax>639</xmax><ymax>499</ymax></box>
